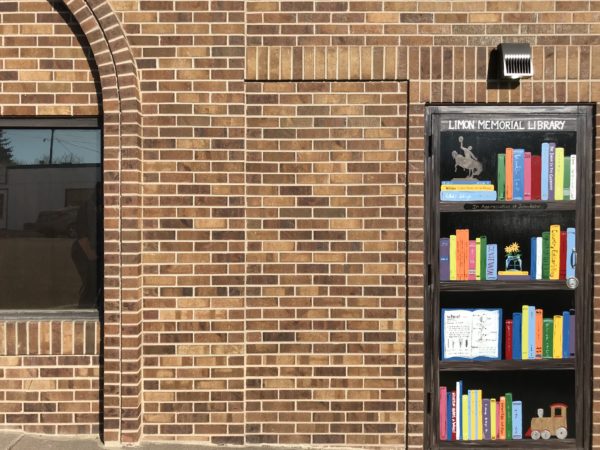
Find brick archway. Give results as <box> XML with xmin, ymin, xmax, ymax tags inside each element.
<box><xmin>61</xmin><ymin>0</ymin><xmax>142</xmax><ymax>444</ymax></box>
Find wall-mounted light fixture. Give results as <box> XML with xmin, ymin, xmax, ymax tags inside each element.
<box><xmin>497</xmin><ymin>43</ymin><xmax>533</xmax><ymax>80</ymax></box>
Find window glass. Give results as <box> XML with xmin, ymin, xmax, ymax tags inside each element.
<box><xmin>0</xmin><ymin>127</ymin><xmax>102</xmax><ymax>310</ymax></box>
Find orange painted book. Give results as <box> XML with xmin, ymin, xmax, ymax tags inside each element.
<box><xmin>456</xmin><ymin>229</ymin><xmax>470</xmax><ymax>280</ymax></box>
<box><xmin>499</xmin><ymin>396</ymin><xmax>506</xmax><ymax>439</ymax></box>
<box><xmin>505</xmin><ymin>148</ymin><xmax>514</xmax><ymax>201</ymax></box>
<box><xmin>535</xmin><ymin>308</ymin><xmax>543</xmax><ymax>359</ymax></box>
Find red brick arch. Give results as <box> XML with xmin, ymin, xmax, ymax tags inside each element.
<box><xmin>61</xmin><ymin>0</ymin><xmax>142</xmax><ymax>444</ymax></box>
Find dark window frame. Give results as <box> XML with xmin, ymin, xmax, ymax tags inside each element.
<box><xmin>0</xmin><ymin>117</ymin><xmax>102</xmax><ymax>321</ymax></box>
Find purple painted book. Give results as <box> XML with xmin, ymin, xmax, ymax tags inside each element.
<box><xmin>440</xmin><ymin>238</ymin><xmax>450</xmax><ymax>281</ymax></box>
<box><xmin>483</xmin><ymin>398</ymin><xmax>491</xmax><ymax>440</ymax></box>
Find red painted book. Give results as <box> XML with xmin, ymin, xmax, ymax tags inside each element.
<box><xmin>531</xmin><ymin>155</ymin><xmax>542</xmax><ymax>200</ymax></box>
<box><xmin>559</xmin><ymin>230</ymin><xmax>567</xmax><ymax>279</ymax></box>
<box><xmin>505</xmin><ymin>319</ymin><xmax>513</xmax><ymax>360</ymax></box>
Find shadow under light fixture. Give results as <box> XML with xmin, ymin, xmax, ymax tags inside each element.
<box><xmin>497</xmin><ymin>43</ymin><xmax>533</xmax><ymax>80</ymax></box>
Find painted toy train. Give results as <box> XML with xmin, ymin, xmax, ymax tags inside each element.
<box><xmin>525</xmin><ymin>403</ymin><xmax>568</xmax><ymax>440</ymax></box>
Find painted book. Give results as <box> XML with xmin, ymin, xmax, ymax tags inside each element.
<box><xmin>441</xmin><ymin>184</ymin><xmax>495</xmax><ymax>191</ymax></box>
<box><xmin>553</xmin><ymin>315</ymin><xmax>563</xmax><ymax>359</ymax></box>
<box><xmin>559</xmin><ymin>230</ymin><xmax>567</xmax><ymax>279</ymax></box>
<box><xmin>530</xmin><ymin>237</ymin><xmax>537</xmax><ymax>280</ymax></box>
<box><xmin>456</xmin><ymin>381</ymin><xmax>463</xmax><ymax>440</ymax></box>
<box><xmin>506</xmin><ymin>148</ymin><xmax>513</xmax><ymax>201</ymax></box>
<box><xmin>470</xmin><ymin>390</ymin><xmax>475</xmax><ymax>440</ymax></box>
<box><xmin>566</xmin><ymin>227</ymin><xmax>576</xmax><ymax>279</ymax></box>
<box><xmin>563</xmin><ymin>156</ymin><xmax>570</xmax><ymax>198</ymax></box>
<box><xmin>505</xmin><ymin>319</ymin><xmax>513</xmax><ymax>360</ymax></box>
<box><xmin>468</xmin><ymin>240</ymin><xmax>476</xmax><ymax>280</ymax></box>
<box><xmin>440</xmin><ymin>238</ymin><xmax>450</xmax><ymax>281</ymax></box>
<box><xmin>524</xmin><ymin>151</ymin><xmax>532</xmax><ymax>200</ymax></box>
<box><xmin>505</xmin><ymin>392</ymin><xmax>513</xmax><ymax>440</ymax></box>
<box><xmin>512</xmin><ymin>400</ymin><xmax>523</xmax><ymax>439</ymax></box>
<box><xmin>486</xmin><ymin>244</ymin><xmax>497</xmax><ymax>281</ymax></box>
<box><xmin>451</xmin><ymin>390</ymin><xmax>457</xmax><ymax>440</ymax></box>
<box><xmin>462</xmin><ymin>394</ymin><xmax>468</xmax><ymax>440</ymax></box>
<box><xmin>562</xmin><ymin>310</ymin><xmax>570</xmax><ymax>359</ymax></box>
<box><xmin>483</xmin><ymin>398</ymin><xmax>490</xmax><ymax>440</ymax></box>
<box><xmin>440</xmin><ymin>386</ymin><xmax>447</xmax><ymax>439</ymax></box>
<box><xmin>528</xmin><ymin>305</ymin><xmax>535</xmax><ymax>360</ymax></box>
<box><xmin>475</xmin><ymin>237</ymin><xmax>481</xmax><ymax>281</ymax></box>
<box><xmin>498</xmin><ymin>153</ymin><xmax>505</xmax><ymax>201</ymax></box>
<box><xmin>512</xmin><ymin>312</ymin><xmax>522</xmax><ymax>360</ymax></box>
<box><xmin>447</xmin><ymin>392</ymin><xmax>452</xmax><ymax>441</ymax></box>
<box><xmin>440</xmin><ymin>191</ymin><xmax>498</xmax><ymax>201</ymax></box>
<box><xmin>554</xmin><ymin>146</ymin><xmax>564</xmax><ymax>200</ymax></box>
<box><xmin>569</xmin><ymin>154</ymin><xmax>576</xmax><ymax>200</ymax></box>
<box><xmin>542</xmin><ymin>231</ymin><xmax>550</xmax><ymax>279</ymax></box>
<box><xmin>548</xmin><ymin>142</ymin><xmax>556</xmax><ymax>200</ymax></box>
<box><xmin>521</xmin><ymin>305</ymin><xmax>529</xmax><ymax>360</ymax></box>
<box><xmin>490</xmin><ymin>398</ymin><xmax>497</xmax><ymax>440</ymax></box>
<box><xmin>450</xmin><ymin>235</ymin><xmax>457</xmax><ymax>281</ymax></box>
<box><xmin>549</xmin><ymin>224</ymin><xmax>561</xmax><ymax>280</ymax></box>
<box><xmin>477</xmin><ymin>390</ymin><xmax>483</xmax><ymax>440</ymax></box>
<box><xmin>541</xmin><ymin>143</ymin><xmax>550</xmax><ymax>201</ymax></box>
<box><xmin>499</xmin><ymin>396</ymin><xmax>506</xmax><ymax>440</ymax></box>
<box><xmin>456</xmin><ymin>229</ymin><xmax>469</xmax><ymax>281</ymax></box>
<box><xmin>531</xmin><ymin>154</ymin><xmax>542</xmax><ymax>200</ymax></box>
<box><xmin>512</xmin><ymin>148</ymin><xmax>525</xmax><ymax>201</ymax></box>
<box><xmin>442</xmin><ymin>180</ymin><xmax>492</xmax><ymax>185</ymax></box>
<box><xmin>535</xmin><ymin>308</ymin><xmax>543</xmax><ymax>359</ymax></box>
<box><xmin>535</xmin><ymin>236</ymin><xmax>543</xmax><ymax>280</ymax></box>
<box><xmin>543</xmin><ymin>318</ymin><xmax>553</xmax><ymax>359</ymax></box>
<box><xmin>480</xmin><ymin>236</ymin><xmax>487</xmax><ymax>281</ymax></box>
<box><xmin>569</xmin><ymin>310</ymin><xmax>575</xmax><ymax>357</ymax></box>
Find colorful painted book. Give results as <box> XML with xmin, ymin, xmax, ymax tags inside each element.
<box><xmin>480</xmin><ymin>236</ymin><xmax>487</xmax><ymax>281</ymax></box>
<box><xmin>559</xmin><ymin>230</ymin><xmax>567</xmax><ymax>279</ymax></box>
<box><xmin>468</xmin><ymin>240</ymin><xmax>476</xmax><ymax>280</ymax></box>
<box><xmin>505</xmin><ymin>393</ymin><xmax>513</xmax><ymax>440</ymax></box>
<box><xmin>541</xmin><ymin>143</ymin><xmax>550</xmax><ymax>201</ymax></box>
<box><xmin>462</xmin><ymin>394</ymin><xmax>469</xmax><ymax>440</ymax></box>
<box><xmin>456</xmin><ymin>229</ymin><xmax>469</xmax><ymax>281</ymax></box>
<box><xmin>512</xmin><ymin>312</ymin><xmax>522</xmax><ymax>360</ymax></box>
<box><xmin>549</xmin><ymin>224</ymin><xmax>561</xmax><ymax>280</ymax></box>
<box><xmin>505</xmin><ymin>319</ymin><xmax>513</xmax><ymax>360</ymax></box>
<box><xmin>499</xmin><ymin>396</ymin><xmax>506</xmax><ymax>440</ymax></box>
<box><xmin>441</xmin><ymin>184</ymin><xmax>495</xmax><ymax>191</ymax></box>
<box><xmin>490</xmin><ymin>398</ymin><xmax>497</xmax><ymax>440</ymax></box>
<box><xmin>506</xmin><ymin>148</ymin><xmax>513</xmax><ymax>201</ymax></box>
<box><xmin>521</xmin><ymin>305</ymin><xmax>529</xmax><ymax>360</ymax></box>
<box><xmin>543</xmin><ymin>318</ymin><xmax>553</xmax><ymax>359</ymax></box>
<box><xmin>513</xmin><ymin>148</ymin><xmax>525</xmax><ymax>201</ymax></box>
<box><xmin>442</xmin><ymin>180</ymin><xmax>492</xmax><ymax>185</ymax></box>
<box><xmin>456</xmin><ymin>381</ymin><xmax>463</xmax><ymax>440</ymax></box>
<box><xmin>569</xmin><ymin>310</ymin><xmax>575</xmax><ymax>357</ymax></box>
<box><xmin>450</xmin><ymin>235</ymin><xmax>457</xmax><ymax>281</ymax></box>
<box><xmin>532</xmin><ymin>154</ymin><xmax>542</xmax><ymax>200</ymax></box>
<box><xmin>566</xmin><ymin>227</ymin><xmax>576</xmax><ymax>279</ymax></box>
<box><xmin>440</xmin><ymin>191</ymin><xmax>498</xmax><ymax>201</ymax></box>
<box><xmin>475</xmin><ymin>237</ymin><xmax>481</xmax><ymax>281</ymax></box>
<box><xmin>563</xmin><ymin>311</ymin><xmax>570</xmax><ymax>359</ymax></box>
<box><xmin>447</xmin><ymin>391</ymin><xmax>452</xmax><ymax>441</ymax></box>
<box><xmin>440</xmin><ymin>386</ymin><xmax>447</xmax><ymax>440</ymax></box>
<box><xmin>542</xmin><ymin>231</ymin><xmax>550</xmax><ymax>279</ymax></box>
<box><xmin>524</xmin><ymin>151</ymin><xmax>532</xmax><ymax>200</ymax></box>
<box><xmin>483</xmin><ymin>398</ymin><xmax>490</xmax><ymax>440</ymax></box>
<box><xmin>570</xmin><ymin>154</ymin><xmax>576</xmax><ymax>200</ymax></box>
<box><xmin>498</xmin><ymin>153</ymin><xmax>505</xmax><ymax>201</ymax></box>
<box><xmin>535</xmin><ymin>308</ymin><xmax>543</xmax><ymax>359</ymax></box>
<box><xmin>470</xmin><ymin>390</ymin><xmax>475</xmax><ymax>440</ymax></box>
<box><xmin>486</xmin><ymin>244</ymin><xmax>497</xmax><ymax>281</ymax></box>
<box><xmin>563</xmin><ymin>156</ymin><xmax>570</xmax><ymax>198</ymax></box>
<box><xmin>548</xmin><ymin>142</ymin><xmax>556</xmax><ymax>200</ymax></box>
<box><xmin>554</xmin><ymin>146</ymin><xmax>564</xmax><ymax>200</ymax></box>
<box><xmin>440</xmin><ymin>238</ymin><xmax>450</xmax><ymax>281</ymax></box>
<box><xmin>530</xmin><ymin>237</ymin><xmax>537</xmax><ymax>280</ymax></box>
<box><xmin>528</xmin><ymin>306</ymin><xmax>535</xmax><ymax>360</ymax></box>
<box><xmin>451</xmin><ymin>390</ymin><xmax>457</xmax><ymax>440</ymax></box>
<box><xmin>553</xmin><ymin>315</ymin><xmax>563</xmax><ymax>359</ymax></box>
<box><xmin>512</xmin><ymin>400</ymin><xmax>523</xmax><ymax>439</ymax></box>
<box><xmin>477</xmin><ymin>390</ymin><xmax>483</xmax><ymax>440</ymax></box>
<box><xmin>535</xmin><ymin>236</ymin><xmax>543</xmax><ymax>280</ymax></box>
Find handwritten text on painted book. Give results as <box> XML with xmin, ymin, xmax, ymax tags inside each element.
<box><xmin>447</xmin><ymin>120</ymin><xmax>566</xmax><ymax>131</ymax></box>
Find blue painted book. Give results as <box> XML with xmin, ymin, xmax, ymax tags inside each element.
<box><xmin>530</xmin><ymin>237</ymin><xmax>537</xmax><ymax>279</ymax></box>
<box><xmin>512</xmin><ymin>400</ymin><xmax>522</xmax><ymax>439</ymax></box>
<box><xmin>528</xmin><ymin>306</ymin><xmax>536</xmax><ymax>359</ymax></box>
<box><xmin>569</xmin><ymin>310</ymin><xmax>575</xmax><ymax>357</ymax></box>
<box><xmin>512</xmin><ymin>312</ymin><xmax>522</xmax><ymax>360</ymax></box>
<box><xmin>440</xmin><ymin>191</ymin><xmax>498</xmax><ymax>201</ymax></box>
<box><xmin>440</xmin><ymin>238</ymin><xmax>450</xmax><ymax>281</ymax></box>
<box><xmin>541</xmin><ymin>143</ymin><xmax>550</xmax><ymax>200</ymax></box>
<box><xmin>447</xmin><ymin>391</ymin><xmax>452</xmax><ymax>440</ymax></box>
<box><xmin>442</xmin><ymin>180</ymin><xmax>492</xmax><ymax>185</ymax></box>
<box><xmin>548</xmin><ymin>142</ymin><xmax>556</xmax><ymax>200</ymax></box>
<box><xmin>486</xmin><ymin>244</ymin><xmax>497</xmax><ymax>280</ymax></box>
<box><xmin>512</xmin><ymin>149</ymin><xmax>525</xmax><ymax>200</ymax></box>
<box><xmin>566</xmin><ymin>227</ymin><xmax>576</xmax><ymax>279</ymax></box>
<box><xmin>563</xmin><ymin>310</ymin><xmax>570</xmax><ymax>358</ymax></box>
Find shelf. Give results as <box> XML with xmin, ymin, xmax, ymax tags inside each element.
<box><xmin>440</xmin><ymin>201</ymin><xmax>576</xmax><ymax>213</ymax></box>
<box><xmin>440</xmin><ymin>280</ymin><xmax>571</xmax><ymax>291</ymax></box>
<box><xmin>438</xmin><ymin>438</ymin><xmax>576</xmax><ymax>448</ymax></box>
<box><xmin>440</xmin><ymin>359</ymin><xmax>575</xmax><ymax>372</ymax></box>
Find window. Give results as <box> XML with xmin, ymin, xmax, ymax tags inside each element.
<box><xmin>0</xmin><ymin>119</ymin><xmax>102</xmax><ymax>313</ymax></box>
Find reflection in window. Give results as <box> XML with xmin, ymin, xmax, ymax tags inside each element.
<box><xmin>0</xmin><ymin>127</ymin><xmax>102</xmax><ymax>311</ymax></box>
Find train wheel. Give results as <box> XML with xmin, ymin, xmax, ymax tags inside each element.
<box><xmin>541</xmin><ymin>430</ymin><xmax>551</xmax><ymax>440</ymax></box>
<box><xmin>531</xmin><ymin>430</ymin><xmax>541</xmax><ymax>440</ymax></box>
<box><xmin>556</xmin><ymin>427</ymin><xmax>568</xmax><ymax>439</ymax></box>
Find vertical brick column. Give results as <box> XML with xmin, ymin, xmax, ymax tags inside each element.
<box><xmin>246</xmin><ymin>81</ymin><xmax>408</xmax><ymax>446</ymax></box>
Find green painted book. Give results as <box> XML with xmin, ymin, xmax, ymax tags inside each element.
<box><xmin>505</xmin><ymin>392</ymin><xmax>513</xmax><ymax>440</ymax></box>
<box><xmin>543</xmin><ymin>318</ymin><xmax>554</xmax><ymax>358</ymax></box>
<box><xmin>542</xmin><ymin>231</ymin><xmax>550</xmax><ymax>279</ymax></box>
<box><xmin>498</xmin><ymin>153</ymin><xmax>505</xmax><ymax>201</ymax></box>
<box><xmin>563</xmin><ymin>157</ymin><xmax>571</xmax><ymax>198</ymax></box>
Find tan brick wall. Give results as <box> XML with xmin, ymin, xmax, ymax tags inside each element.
<box><xmin>2</xmin><ymin>0</ymin><xmax>600</xmax><ymax>447</ymax></box>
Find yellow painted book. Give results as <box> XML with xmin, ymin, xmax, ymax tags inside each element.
<box><xmin>550</xmin><ymin>224</ymin><xmax>561</xmax><ymax>279</ymax></box>
<box><xmin>555</xmin><ymin>147</ymin><xmax>564</xmax><ymax>200</ymax></box>
<box><xmin>470</xmin><ymin>391</ymin><xmax>476</xmax><ymax>440</ymax></box>
<box><xmin>490</xmin><ymin>398</ymin><xmax>497</xmax><ymax>440</ymax></box>
<box><xmin>522</xmin><ymin>304</ymin><xmax>529</xmax><ymax>360</ymax></box>
<box><xmin>462</xmin><ymin>394</ymin><xmax>469</xmax><ymax>440</ymax></box>
<box><xmin>477</xmin><ymin>390</ymin><xmax>483</xmax><ymax>440</ymax></box>
<box><xmin>450</xmin><ymin>235</ymin><xmax>457</xmax><ymax>280</ymax></box>
<box><xmin>441</xmin><ymin>184</ymin><xmax>495</xmax><ymax>191</ymax></box>
<box><xmin>553</xmin><ymin>314</ymin><xmax>563</xmax><ymax>359</ymax></box>
<box><xmin>475</xmin><ymin>237</ymin><xmax>481</xmax><ymax>280</ymax></box>
<box><xmin>497</xmin><ymin>271</ymin><xmax>529</xmax><ymax>275</ymax></box>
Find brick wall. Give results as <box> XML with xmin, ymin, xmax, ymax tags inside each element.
<box><xmin>2</xmin><ymin>0</ymin><xmax>600</xmax><ymax>447</ymax></box>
